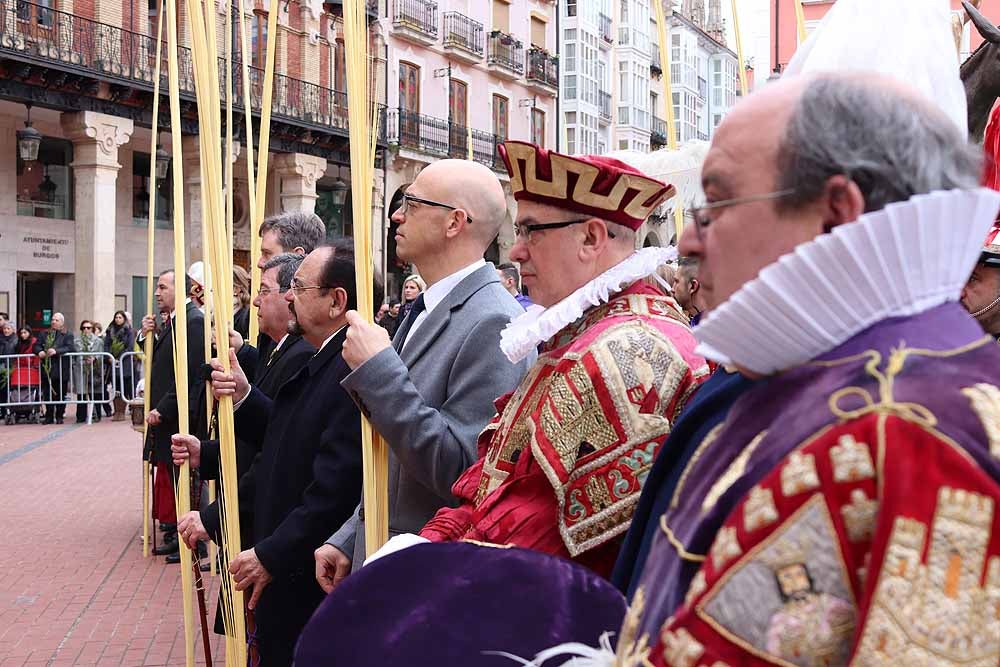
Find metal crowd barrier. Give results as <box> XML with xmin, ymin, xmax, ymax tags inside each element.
<box><xmin>117</xmin><ymin>350</ymin><xmax>145</xmax><ymax>402</ymax></box>
<box><xmin>1</xmin><ymin>351</ymin><xmax>120</xmax><ymax>424</ymax></box>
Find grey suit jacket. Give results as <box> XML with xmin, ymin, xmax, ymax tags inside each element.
<box><xmin>327</xmin><ymin>263</ymin><xmax>532</xmax><ymax>567</ymax></box>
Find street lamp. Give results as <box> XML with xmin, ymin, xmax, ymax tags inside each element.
<box><xmin>329</xmin><ymin>167</ymin><xmax>349</xmax><ymax>207</ymax></box>
<box><xmin>154</xmin><ymin>141</ymin><xmax>170</xmax><ymax>180</ymax></box>
<box><xmin>17</xmin><ymin>104</ymin><xmax>42</xmax><ymax>162</ymax></box>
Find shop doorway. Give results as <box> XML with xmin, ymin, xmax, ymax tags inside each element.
<box><xmin>17</xmin><ymin>272</ymin><xmax>54</xmax><ymax>333</ymax></box>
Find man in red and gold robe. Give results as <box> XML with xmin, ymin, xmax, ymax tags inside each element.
<box><xmin>416</xmin><ymin>142</ymin><xmax>709</xmax><ymax>576</ymax></box>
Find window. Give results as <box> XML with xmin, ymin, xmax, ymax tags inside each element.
<box><xmin>566</xmin><ymin>0</ymin><xmax>577</xmax><ymax>17</ymax></box>
<box><xmin>531</xmin><ymin>108</ymin><xmax>545</xmax><ymax>148</ymax></box>
<box><xmin>251</xmin><ymin>10</ymin><xmax>268</xmax><ymax>67</ymax></box>
<box><xmin>619</xmin><ymin>139</ymin><xmax>628</xmax><ymax>150</ymax></box>
<box><xmin>620</xmin><ymin>0</ymin><xmax>628</xmax><ymax>23</ymax></box>
<box><xmin>493</xmin><ymin>94</ymin><xmax>509</xmax><ymax>139</ymax></box>
<box><xmin>132</xmin><ymin>151</ymin><xmax>173</xmax><ymax>227</ymax></box>
<box><xmin>567</xmin><ymin>127</ymin><xmax>576</xmax><ymax>155</ymax></box>
<box><xmin>334</xmin><ymin>40</ymin><xmax>346</xmax><ymax>92</ymax></box>
<box><xmin>17</xmin><ymin>0</ymin><xmax>53</xmax><ymax>28</ymax></box>
<box><xmin>565</xmin><ymin>43</ymin><xmax>575</xmax><ymax>73</ymax></box>
<box><xmin>530</xmin><ymin>16</ymin><xmax>546</xmax><ymax>49</ymax></box>
<box><xmin>399</xmin><ymin>62</ymin><xmax>420</xmax><ymax>147</ymax></box>
<box><xmin>493</xmin><ymin>0</ymin><xmax>510</xmax><ymax>33</ymax></box>
<box><xmin>565</xmin><ymin>75</ymin><xmax>576</xmax><ymax>100</ymax></box>
<box><xmin>449</xmin><ymin>78</ymin><xmax>468</xmax><ymax>156</ymax></box>
<box><xmin>16</xmin><ymin>137</ymin><xmax>72</xmax><ymax>220</ymax></box>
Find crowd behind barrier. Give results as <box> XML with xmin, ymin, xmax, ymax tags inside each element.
<box><xmin>0</xmin><ymin>350</ymin><xmax>144</xmax><ymax>424</ymax></box>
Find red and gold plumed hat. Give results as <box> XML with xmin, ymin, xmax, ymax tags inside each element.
<box><xmin>981</xmin><ymin>104</ymin><xmax>1000</xmax><ymax>266</ymax></box>
<box><xmin>498</xmin><ymin>141</ymin><xmax>676</xmax><ymax>231</ymax></box>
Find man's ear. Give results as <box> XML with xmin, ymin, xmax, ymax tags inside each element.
<box><xmin>690</xmin><ymin>278</ymin><xmax>700</xmax><ymax>294</ymax></box>
<box><xmin>820</xmin><ymin>175</ymin><xmax>865</xmax><ymax>233</ymax></box>
<box><xmin>329</xmin><ymin>287</ymin><xmax>349</xmax><ymax>317</ymax></box>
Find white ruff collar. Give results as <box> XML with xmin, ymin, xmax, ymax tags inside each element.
<box><xmin>695</xmin><ymin>188</ymin><xmax>1000</xmax><ymax>375</ymax></box>
<box><xmin>500</xmin><ymin>246</ymin><xmax>678</xmax><ymax>363</ymax></box>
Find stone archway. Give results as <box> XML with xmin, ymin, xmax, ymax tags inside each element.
<box><xmin>643</xmin><ymin>231</ymin><xmax>662</xmax><ymax>248</ymax></box>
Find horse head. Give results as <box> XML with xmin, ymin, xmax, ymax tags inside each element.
<box><xmin>962</xmin><ymin>0</ymin><xmax>1000</xmax><ymax>141</ymax></box>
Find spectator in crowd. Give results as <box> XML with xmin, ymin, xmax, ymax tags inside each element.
<box><xmin>258</xmin><ymin>212</ymin><xmax>326</xmax><ymax>269</ymax></box>
<box><xmin>496</xmin><ymin>262</ymin><xmax>533</xmax><ymax>310</ymax></box>
<box><xmin>398</xmin><ymin>274</ymin><xmax>426</xmax><ymax>321</ymax></box>
<box><xmin>105</xmin><ymin>310</ymin><xmax>136</xmax><ymax>421</ymax></box>
<box><xmin>35</xmin><ymin>313</ymin><xmax>74</xmax><ymax>425</ymax></box>
<box><xmin>233</xmin><ymin>265</ymin><xmax>252</xmax><ymax>340</ymax></box>
<box><xmin>74</xmin><ymin>320</ymin><xmax>105</xmax><ymax>423</ymax></box>
<box><xmin>0</xmin><ymin>321</ymin><xmax>15</xmax><ymax>420</ymax></box>
<box><xmin>671</xmin><ymin>256</ymin><xmax>704</xmax><ymax>324</ymax></box>
<box><xmin>377</xmin><ymin>300</ymin><xmax>401</xmax><ymax>338</ymax></box>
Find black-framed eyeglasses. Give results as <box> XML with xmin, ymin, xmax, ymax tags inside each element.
<box><xmin>690</xmin><ymin>189</ymin><xmax>797</xmax><ymax>239</ymax></box>
<box><xmin>400</xmin><ymin>193</ymin><xmax>473</xmax><ymax>223</ymax></box>
<box><xmin>289</xmin><ymin>278</ymin><xmax>330</xmax><ymax>296</ymax></box>
<box><xmin>513</xmin><ymin>218</ymin><xmax>615</xmax><ymax>243</ymax></box>
<box><xmin>82</xmin><ymin>326</ymin><xmax>93</xmax><ymax>331</ymax></box>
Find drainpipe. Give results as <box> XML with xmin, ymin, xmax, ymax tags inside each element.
<box><xmin>555</xmin><ymin>3</ymin><xmax>560</xmax><ymax>151</ymax></box>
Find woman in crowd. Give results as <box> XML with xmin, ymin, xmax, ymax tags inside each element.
<box><xmin>399</xmin><ymin>274</ymin><xmax>426</xmax><ymax>322</ymax></box>
<box><xmin>0</xmin><ymin>322</ymin><xmax>16</xmax><ymax>419</ymax></box>
<box><xmin>74</xmin><ymin>320</ymin><xmax>104</xmax><ymax>423</ymax></box>
<box><xmin>104</xmin><ymin>310</ymin><xmax>135</xmax><ymax>421</ymax></box>
<box><xmin>233</xmin><ymin>265</ymin><xmax>252</xmax><ymax>341</ymax></box>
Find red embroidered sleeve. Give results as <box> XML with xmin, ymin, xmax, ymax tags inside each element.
<box><xmin>642</xmin><ymin>414</ymin><xmax>1000</xmax><ymax>667</ymax></box>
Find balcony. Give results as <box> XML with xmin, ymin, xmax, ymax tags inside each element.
<box><xmin>651</xmin><ymin>116</ymin><xmax>668</xmax><ymax>147</ymax></box>
<box><xmin>487</xmin><ymin>30</ymin><xmax>524</xmax><ymax>80</ymax></box>
<box><xmin>525</xmin><ymin>47</ymin><xmax>558</xmax><ymax>95</ymax></box>
<box><xmin>599</xmin><ymin>13</ymin><xmax>613</xmax><ymax>47</ymax></box>
<box><xmin>599</xmin><ymin>90</ymin><xmax>611</xmax><ymax>124</ymax></box>
<box><xmin>386</xmin><ymin>108</ymin><xmax>502</xmax><ymax>170</ymax></box>
<box><xmin>0</xmin><ymin>1</ymin><xmax>382</xmax><ymax>154</ymax></box>
<box><xmin>392</xmin><ymin>0</ymin><xmax>438</xmax><ymax>46</ymax></box>
<box><xmin>442</xmin><ymin>11</ymin><xmax>483</xmax><ymax>64</ymax></box>
<box><xmin>650</xmin><ymin>43</ymin><xmax>662</xmax><ymax>78</ymax></box>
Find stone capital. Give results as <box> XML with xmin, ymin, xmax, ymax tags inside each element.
<box><xmin>60</xmin><ymin>111</ymin><xmax>133</xmax><ymax>169</ymax></box>
<box><xmin>273</xmin><ymin>152</ymin><xmax>327</xmax><ymax>189</ymax></box>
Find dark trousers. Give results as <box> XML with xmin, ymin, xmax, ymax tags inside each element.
<box><xmin>42</xmin><ymin>373</ymin><xmax>66</xmax><ymax>421</ymax></box>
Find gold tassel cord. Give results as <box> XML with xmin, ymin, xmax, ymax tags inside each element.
<box><xmin>343</xmin><ymin>0</ymin><xmax>389</xmax><ymax>558</ymax></box>
<box><xmin>165</xmin><ymin>0</ymin><xmax>196</xmax><ymax>662</ymax></box>
<box><xmin>142</xmin><ymin>0</ymin><xmax>166</xmax><ymax>561</ymax></box>
<box><xmin>652</xmin><ymin>1</ymin><xmax>685</xmax><ymax>242</ymax></box>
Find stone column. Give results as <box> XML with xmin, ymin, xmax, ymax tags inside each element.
<box><xmin>61</xmin><ymin>111</ymin><xmax>133</xmax><ymax>324</ymax></box>
<box><xmin>181</xmin><ymin>135</ymin><xmax>203</xmax><ymax>261</ymax></box>
<box><xmin>273</xmin><ymin>153</ymin><xmax>327</xmax><ymax>213</ymax></box>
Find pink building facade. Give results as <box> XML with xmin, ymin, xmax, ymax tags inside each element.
<box><xmin>381</xmin><ymin>0</ymin><xmax>558</xmax><ymax>284</ymax></box>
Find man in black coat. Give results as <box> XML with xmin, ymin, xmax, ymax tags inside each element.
<box><xmin>138</xmin><ymin>270</ymin><xmax>206</xmax><ymax>556</ymax></box>
<box><xmin>34</xmin><ymin>312</ymin><xmax>74</xmax><ymax>424</ymax></box>
<box><xmin>173</xmin><ymin>239</ymin><xmax>363</xmax><ymax>664</ymax></box>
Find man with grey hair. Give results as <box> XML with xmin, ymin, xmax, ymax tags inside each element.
<box><xmin>258</xmin><ymin>211</ymin><xmax>326</xmax><ymax>269</ymax></box>
<box><xmin>35</xmin><ymin>311</ymin><xmax>74</xmax><ymax>424</ymax></box>
<box><xmin>612</xmin><ymin>72</ymin><xmax>1000</xmax><ymax>665</ymax></box>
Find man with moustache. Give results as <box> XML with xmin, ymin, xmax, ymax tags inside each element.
<box><xmin>315</xmin><ymin>159</ymin><xmax>531</xmax><ymax>591</ymax></box>
<box><xmin>173</xmin><ymin>239</ymin><xmax>363</xmax><ymax>665</ymax></box>
<box><xmin>962</xmin><ymin>223</ymin><xmax>1000</xmax><ymax>342</ymax></box>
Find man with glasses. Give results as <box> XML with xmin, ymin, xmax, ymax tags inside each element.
<box><xmin>315</xmin><ymin>159</ymin><xmax>531</xmax><ymax>590</ymax></box>
<box><xmin>173</xmin><ymin>239</ymin><xmax>364</xmax><ymax>665</ymax></box>
<box><xmin>362</xmin><ymin>141</ymin><xmax>709</xmax><ymax>575</ymax></box>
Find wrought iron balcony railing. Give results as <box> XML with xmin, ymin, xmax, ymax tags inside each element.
<box><xmin>651</xmin><ymin>115</ymin><xmax>668</xmax><ymax>145</ymax></box>
<box><xmin>526</xmin><ymin>47</ymin><xmax>558</xmax><ymax>88</ymax></box>
<box><xmin>599</xmin><ymin>90</ymin><xmax>612</xmax><ymax>122</ymax></box>
<box><xmin>599</xmin><ymin>13</ymin><xmax>613</xmax><ymax>43</ymax></box>
<box><xmin>392</xmin><ymin>0</ymin><xmax>438</xmax><ymax>40</ymax></box>
<box><xmin>0</xmin><ymin>1</ymin><xmax>370</xmax><ymax>138</ymax></box>
<box><xmin>387</xmin><ymin>108</ymin><xmax>501</xmax><ymax>170</ymax></box>
<box><xmin>488</xmin><ymin>30</ymin><xmax>524</xmax><ymax>75</ymax></box>
<box><xmin>443</xmin><ymin>11</ymin><xmax>483</xmax><ymax>56</ymax></box>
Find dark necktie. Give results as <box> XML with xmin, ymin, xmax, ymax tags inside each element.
<box><xmin>398</xmin><ymin>294</ymin><xmax>426</xmax><ymax>349</ymax></box>
<box><xmin>267</xmin><ymin>345</ymin><xmax>279</xmax><ymax>367</ymax></box>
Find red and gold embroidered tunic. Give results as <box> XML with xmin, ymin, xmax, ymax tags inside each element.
<box><xmin>420</xmin><ymin>282</ymin><xmax>709</xmax><ymax>576</ymax></box>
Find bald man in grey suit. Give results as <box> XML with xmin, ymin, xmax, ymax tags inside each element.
<box><xmin>315</xmin><ymin>160</ymin><xmax>532</xmax><ymax>591</ymax></box>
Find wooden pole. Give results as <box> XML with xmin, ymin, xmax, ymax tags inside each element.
<box><xmin>652</xmin><ymin>0</ymin><xmax>686</xmax><ymax>242</ymax></box>
<box><xmin>730</xmin><ymin>0</ymin><xmax>748</xmax><ymax>97</ymax></box>
<box><xmin>164</xmin><ymin>0</ymin><xmax>196</xmax><ymax>662</ymax></box>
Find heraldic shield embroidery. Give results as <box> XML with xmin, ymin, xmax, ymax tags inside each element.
<box><xmin>854</xmin><ymin>487</ymin><xmax>1000</xmax><ymax>666</ymax></box>
<box><xmin>698</xmin><ymin>496</ymin><xmax>857</xmax><ymax>667</ymax></box>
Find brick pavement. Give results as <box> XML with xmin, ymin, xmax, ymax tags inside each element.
<box><xmin>0</xmin><ymin>420</ymin><xmax>227</xmax><ymax>666</ymax></box>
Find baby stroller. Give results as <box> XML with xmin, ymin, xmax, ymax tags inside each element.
<box><xmin>5</xmin><ymin>357</ymin><xmax>42</xmax><ymax>424</ymax></box>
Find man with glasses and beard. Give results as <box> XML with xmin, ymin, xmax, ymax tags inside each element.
<box><xmin>172</xmin><ymin>239</ymin><xmax>363</xmax><ymax>665</ymax></box>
